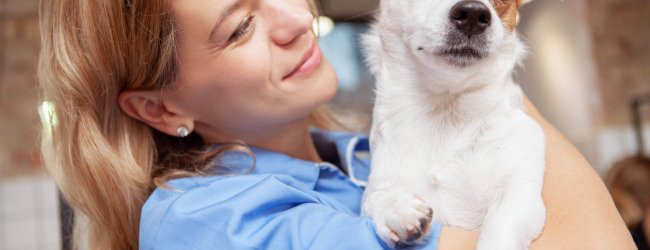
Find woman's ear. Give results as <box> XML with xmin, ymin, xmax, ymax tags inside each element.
<box><xmin>118</xmin><ymin>90</ymin><xmax>194</xmax><ymax>137</ymax></box>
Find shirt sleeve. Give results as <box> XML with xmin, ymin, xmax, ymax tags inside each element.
<box><xmin>139</xmin><ymin>175</ymin><xmax>441</xmax><ymax>250</ymax></box>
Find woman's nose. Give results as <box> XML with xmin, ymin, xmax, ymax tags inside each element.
<box><xmin>262</xmin><ymin>0</ymin><xmax>314</xmax><ymax>46</ymax></box>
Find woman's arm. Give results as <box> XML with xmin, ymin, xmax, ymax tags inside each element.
<box><xmin>524</xmin><ymin>98</ymin><xmax>634</xmax><ymax>249</ymax></box>
<box><xmin>436</xmin><ymin>98</ymin><xmax>635</xmax><ymax>249</ymax></box>
<box><xmin>141</xmin><ymin>175</ymin><xmax>445</xmax><ymax>250</ymax></box>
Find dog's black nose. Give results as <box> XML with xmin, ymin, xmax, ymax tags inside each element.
<box><xmin>450</xmin><ymin>1</ymin><xmax>492</xmax><ymax>38</ymax></box>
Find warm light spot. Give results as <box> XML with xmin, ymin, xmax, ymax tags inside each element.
<box><xmin>313</xmin><ymin>16</ymin><xmax>335</xmax><ymax>38</ymax></box>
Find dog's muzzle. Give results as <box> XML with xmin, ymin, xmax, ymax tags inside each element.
<box><xmin>434</xmin><ymin>1</ymin><xmax>492</xmax><ymax>67</ymax></box>
<box><xmin>449</xmin><ymin>1</ymin><xmax>492</xmax><ymax>38</ymax></box>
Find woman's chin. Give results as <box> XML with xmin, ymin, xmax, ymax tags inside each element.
<box><xmin>314</xmin><ymin>59</ymin><xmax>338</xmax><ymax>102</ymax></box>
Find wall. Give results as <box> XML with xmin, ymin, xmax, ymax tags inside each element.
<box><xmin>517</xmin><ymin>0</ymin><xmax>650</xmax><ymax>174</ymax></box>
<box><xmin>589</xmin><ymin>0</ymin><xmax>650</xmax><ymax>124</ymax></box>
<box><xmin>0</xmin><ymin>0</ymin><xmax>43</xmax><ymax>178</ymax></box>
<box><xmin>587</xmin><ymin>0</ymin><xmax>650</xmax><ymax>173</ymax></box>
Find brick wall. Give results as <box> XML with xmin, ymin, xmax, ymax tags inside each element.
<box><xmin>0</xmin><ymin>0</ymin><xmax>43</xmax><ymax>178</ymax></box>
<box><xmin>589</xmin><ymin>0</ymin><xmax>650</xmax><ymax>124</ymax></box>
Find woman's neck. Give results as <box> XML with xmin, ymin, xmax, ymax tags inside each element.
<box><xmin>200</xmin><ymin>118</ymin><xmax>322</xmax><ymax>163</ymax></box>
<box><xmin>250</xmin><ymin>122</ymin><xmax>322</xmax><ymax>162</ymax></box>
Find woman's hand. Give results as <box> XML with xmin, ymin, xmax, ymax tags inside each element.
<box><xmin>437</xmin><ymin>98</ymin><xmax>635</xmax><ymax>249</ymax></box>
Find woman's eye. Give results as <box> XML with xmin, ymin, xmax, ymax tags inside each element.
<box><xmin>228</xmin><ymin>14</ymin><xmax>255</xmax><ymax>43</ymax></box>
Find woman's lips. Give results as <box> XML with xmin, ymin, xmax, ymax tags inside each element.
<box><xmin>283</xmin><ymin>40</ymin><xmax>323</xmax><ymax>80</ymax></box>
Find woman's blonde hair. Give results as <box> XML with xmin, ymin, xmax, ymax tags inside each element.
<box><xmin>38</xmin><ymin>0</ymin><xmax>336</xmax><ymax>249</ymax></box>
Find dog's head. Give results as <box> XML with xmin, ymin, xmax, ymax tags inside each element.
<box><xmin>377</xmin><ymin>0</ymin><xmax>532</xmax><ymax>69</ymax></box>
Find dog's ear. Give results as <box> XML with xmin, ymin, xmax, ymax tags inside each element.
<box><xmin>517</xmin><ymin>0</ymin><xmax>534</xmax><ymax>7</ymax></box>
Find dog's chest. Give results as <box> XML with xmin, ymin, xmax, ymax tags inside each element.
<box><xmin>422</xmin><ymin>153</ymin><xmax>509</xmax><ymax>231</ymax></box>
<box><xmin>409</xmin><ymin>117</ymin><xmax>530</xmax><ymax>231</ymax></box>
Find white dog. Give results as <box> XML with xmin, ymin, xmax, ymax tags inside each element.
<box><xmin>361</xmin><ymin>0</ymin><xmax>545</xmax><ymax>249</ymax></box>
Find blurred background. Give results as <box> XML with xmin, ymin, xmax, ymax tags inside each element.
<box><xmin>1</xmin><ymin>0</ymin><xmax>649</xmax><ymax>249</ymax></box>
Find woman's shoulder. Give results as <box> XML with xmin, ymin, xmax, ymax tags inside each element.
<box><xmin>144</xmin><ymin>173</ymin><xmax>315</xmax><ymax>210</ymax></box>
<box><xmin>139</xmin><ymin>173</ymin><xmax>326</xmax><ymax>245</ymax></box>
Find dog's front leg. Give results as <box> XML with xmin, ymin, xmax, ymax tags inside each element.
<box><xmin>362</xmin><ymin>127</ymin><xmax>434</xmax><ymax>248</ymax></box>
<box><xmin>477</xmin><ymin>172</ymin><xmax>546</xmax><ymax>250</ymax></box>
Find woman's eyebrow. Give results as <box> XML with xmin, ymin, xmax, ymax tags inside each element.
<box><xmin>209</xmin><ymin>0</ymin><xmax>248</xmax><ymax>39</ymax></box>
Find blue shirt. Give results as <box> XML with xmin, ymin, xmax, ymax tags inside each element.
<box><xmin>139</xmin><ymin>130</ymin><xmax>442</xmax><ymax>249</ymax></box>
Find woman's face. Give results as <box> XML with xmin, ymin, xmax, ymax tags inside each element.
<box><xmin>164</xmin><ymin>0</ymin><xmax>337</xmax><ymax>142</ymax></box>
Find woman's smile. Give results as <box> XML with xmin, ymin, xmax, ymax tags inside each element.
<box><xmin>166</xmin><ymin>0</ymin><xmax>337</xmax><ymax>144</ymax></box>
<box><xmin>284</xmin><ymin>39</ymin><xmax>323</xmax><ymax>80</ymax></box>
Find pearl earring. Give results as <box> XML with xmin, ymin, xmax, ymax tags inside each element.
<box><xmin>176</xmin><ymin>126</ymin><xmax>190</xmax><ymax>138</ymax></box>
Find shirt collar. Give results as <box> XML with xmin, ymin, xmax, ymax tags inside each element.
<box><xmin>311</xmin><ymin>130</ymin><xmax>370</xmax><ymax>187</ymax></box>
<box><xmin>211</xmin><ymin>130</ymin><xmax>371</xmax><ymax>189</ymax></box>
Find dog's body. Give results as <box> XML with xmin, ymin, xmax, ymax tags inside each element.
<box><xmin>361</xmin><ymin>0</ymin><xmax>546</xmax><ymax>249</ymax></box>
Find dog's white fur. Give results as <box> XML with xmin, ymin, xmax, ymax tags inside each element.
<box><xmin>361</xmin><ymin>0</ymin><xmax>545</xmax><ymax>249</ymax></box>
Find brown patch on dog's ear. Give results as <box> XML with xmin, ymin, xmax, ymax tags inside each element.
<box><xmin>516</xmin><ymin>0</ymin><xmax>533</xmax><ymax>8</ymax></box>
<box><xmin>491</xmin><ymin>0</ymin><xmax>519</xmax><ymax>32</ymax></box>
<box><xmin>515</xmin><ymin>0</ymin><xmax>523</xmax><ymax>8</ymax></box>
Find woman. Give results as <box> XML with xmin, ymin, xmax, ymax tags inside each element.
<box><xmin>38</xmin><ymin>0</ymin><xmax>634</xmax><ymax>249</ymax></box>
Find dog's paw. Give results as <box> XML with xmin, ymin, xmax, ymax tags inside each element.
<box><xmin>363</xmin><ymin>192</ymin><xmax>433</xmax><ymax>248</ymax></box>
